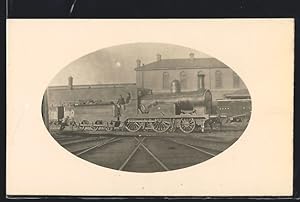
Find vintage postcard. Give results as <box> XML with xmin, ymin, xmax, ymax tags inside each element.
<box><xmin>7</xmin><ymin>19</ymin><xmax>294</xmax><ymax>196</ymax></box>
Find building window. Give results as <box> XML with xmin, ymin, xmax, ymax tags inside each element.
<box><xmin>180</xmin><ymin>71</ymin><xmax>187</xmax><ymax>89</ymax></box>
<box><xmin>215</xmin><ymin>70</ymin><xmax>223</xmax><ymax>88</ymax></box>
<box><xmin>162</xmin><ymin>72</ymin><xmax>170</xmax><ymax>89</ymax></box>
<box><xmin>197</xmin><ymin>71</ymin><xmax>205</xmax><ymax>90</ymax></box>
<box><xmin>233</xmin><ymin>72</ymin><xmax>240</xmax><ymax>88</ymax></box>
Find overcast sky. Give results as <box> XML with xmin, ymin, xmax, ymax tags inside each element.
<box><xmin>49</xmin><ymin>43</ymin><xmax>211</xmax><ymax>86</ymax></box>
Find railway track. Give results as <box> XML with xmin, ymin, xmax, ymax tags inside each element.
<box><xmin>58</xmin><ymin>134</ymin><xmax>232</xmax><ymax>172</ymax></box>
<box><xmin>61</xmin><ymin>137</ymin><xmax>122</xmax><ymax>155</ymax></box>
<box><xmin>165</xmin><ymin>138</ymin><xmax>216</xmax><ymax>157</ymax></box>
<box><xmin>118</xmin><ymin>137</ymin><xmax>169</xmax><ymax>172</ymax></box>
<box><xmin>74</xmin><ymin>137</ymin><xmax>122</xmax><ymax>156</ymax></box>
<box><xmin>50</xmin><ymin>130</ymin><xmax>244</xmax><ymax>139</ymax></box>
<box><xmin>118</xmin><ymin>137</ymin><xmax>147</xmax><ymax>171</ymax></box>
<box><xmin>117</xmin><ymin>136</ymin><xmax>220</xmax><ymax>172</ymax></box>
<box><xmin>137</xmin><ymin>138</ymin><xmax>169</xmax><ymax>171</ymax></box>
<box><xmin>52</xmin><ymin>133</ymin><xmax>90</xmax><ymax>141</ymax></box>
<box><xmin>60</xmin><ymin>136</ymin><xmax>104</xmax><ymax>146</ymax></box>
<box><xmin>54</xmin><ymin>136</ymin><xmax>82</xmax><ymax>141</ymax></box>
<box><xmin>166</xmin><ymin>136</ymin><xmax>234</xmax><ymax>153</ymax></box>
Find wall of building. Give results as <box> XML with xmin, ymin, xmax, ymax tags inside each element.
<box><xmin>47</xmin><ymin>64</ymin><xmax>248</xmax><ymax>121</ymax></box>
<box><xmin>48</xmin><ymin>104</ymin><xmax>75</xmax><ymax>121</ymax></box>
<box><xmin>137</xmin><ymin>67</ymin><xmax>247</xmax><ymax>100</ymax></box>
<box><xmin>209</xmin><ymin>68</ymin><xmax>247</xmax><ymax>90</ymax></box>
<box><xmin>47</xmin><ymin>84</ymin><xmax>137</xmax><ymax>121</ymax></box>
<box><xmin>47</xmin><ymin>84</ymin><xmax>137</xmax><ymax>107</ymax></box>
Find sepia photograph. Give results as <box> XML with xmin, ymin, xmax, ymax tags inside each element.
<box><xmin>7</xmin><ymin>19</ymin><xmax>293</xmax><ymax>196</ymax></box>
<box><xmin>42</xmin><ymin>43</ymin><xmax>252</xmax><ymax>172</ymax></box>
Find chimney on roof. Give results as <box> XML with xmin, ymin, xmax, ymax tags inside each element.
<box><xmin>68</xmin><ymin>76</ymin><xmax>73</xmax><ymax>90</ymax></box>
<box><xmin>136</xmin><ymin>59</ymin><xmax>141</xmax><ymax>67</ymax></box>
<box><xmin>156</xmin><ymin>54</ymin><xmax>162</xmax><ymax>61</ymax></box>
<box><xmin>189</xmin><ymin>53</ymin><xmax>195</xmax><ymax>59</ymax></box>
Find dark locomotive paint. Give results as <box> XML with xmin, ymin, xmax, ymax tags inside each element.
<box><xmin>59</xmin><ymin>85</ymin><xmax>214</xmax><ymax>133</ymax></box>
<box><xmin>46</xmin><ymin>81</ymin><xmax>251</xmax><ymax>134</ymax></box>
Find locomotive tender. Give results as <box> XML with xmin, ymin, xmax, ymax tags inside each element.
<box><xmin>216</xmin><ymin>89</ymin><xmax>251</xmax><ymax>124</ymax></box>
<box><xmin>72</xmin><ymin>79</ymin><xmax>213</xmax><ymax>133</ymax></box>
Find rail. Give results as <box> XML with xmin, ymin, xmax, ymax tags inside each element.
<box><xmin>74</xmin><ymin>137</ymin><xmax>122</xmax><ymax>156</ymax></box>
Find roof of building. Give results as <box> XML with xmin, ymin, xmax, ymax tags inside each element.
<box><xmin>135</xmin><ymin>58</ymin><xmax>229</xmax><ymax>71</ymax></box>
<box><xmin>48</xmin><ymin>83</ymin><xmax>136</xmax><ymax>90</ymax></box>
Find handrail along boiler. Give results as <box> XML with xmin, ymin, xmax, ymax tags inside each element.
<box><xmin>72</xmin><ymin>76</ymin><xmax>213</xmax><ymax>133</ymax></box>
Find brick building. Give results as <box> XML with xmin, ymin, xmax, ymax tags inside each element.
<box><xmin>135</xmin><ymin>53</ymin><xmax>246</xmax><ymax>100</ymax></box>
<box><xmin>46</xmin><ymin>78</ymin><xmax>136</xmax><ymax>121</ymax></box>
<box><xmin>46</xmin><ymin>53</ymin><xmax>248</xmax><ymax>121</ymax></box>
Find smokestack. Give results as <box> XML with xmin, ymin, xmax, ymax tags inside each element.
<box><xmin>136</xmin><ymin>59</ymin><xmax>141</xmax><ymax>67</ymax></box>
<box><xmin>156</xmin><ymin>54</ymin><xmax>162</xmax><ymax>61</ymax></box>
<box><xmin>68</xmin><ymin>76</ymin><xmax>73</xmax><ymax>90</ymax></box>
<box><xmin>189</xmin><ymin>53</ymin><xmax>195</xmax><ymax>59</ymax></box>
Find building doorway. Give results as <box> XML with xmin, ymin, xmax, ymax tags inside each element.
<box><xmin>57</xmin><ymin>106</ymin><xmax>64</xmax><ymax>120</ymax></box>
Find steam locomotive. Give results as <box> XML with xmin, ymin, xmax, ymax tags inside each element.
<box><xmin>67</xmin><ymin>79</ymin><xmax>213</xmax><ymax>134</ymax></box>
<box><xmin>52</xmin><ymin>75</ymin><xmax>252</xmax><ymax>133</ymax></box>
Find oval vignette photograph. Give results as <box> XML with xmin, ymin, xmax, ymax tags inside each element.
<box><xmin>41</xmin><ymin>43</ymin><xmax>252</xmax><ymax>173</ymax></box>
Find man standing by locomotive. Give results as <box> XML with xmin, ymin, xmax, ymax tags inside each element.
<box><xmin>117</xmin><ymin>95</ymin><xmax>126</xmax><ymax>111</ymax></box>
<box><xmin>59</xmin><ymin>116</ymin><xmax>69</xmax><ymax>131</ymax></box>
<box><xmin>125</xmin><ymin>92</ymin><xmax>131</xmax><ymax>104</ymax></box>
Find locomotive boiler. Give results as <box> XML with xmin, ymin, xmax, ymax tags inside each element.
<box><xmin>138</xmin><ymin>80</ymin><xmax>212</xmax><ymax>116</ymax></box>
